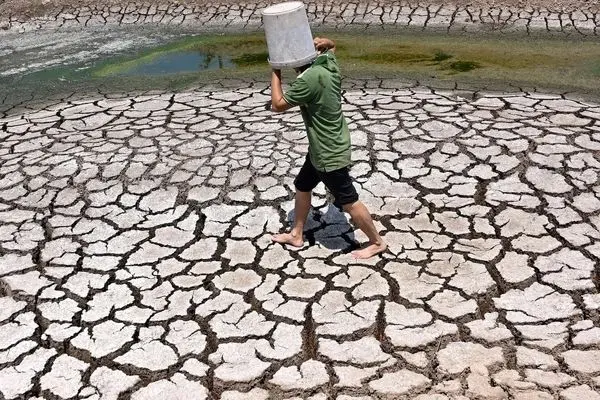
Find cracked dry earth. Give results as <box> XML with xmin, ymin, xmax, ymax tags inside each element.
<box><xmin>2</xmin><ymin>1</ymin><xmax>600</xmax><ymax>35</ymax></box>
<box><xmin>1</xmin><ymin>79</ymin><xmax>600</xmax><ymax>400</ymax></box>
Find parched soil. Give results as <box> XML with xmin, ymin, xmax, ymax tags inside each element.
<box><xmin>2</xmin><ymin>0</ymin><xmax>600</xmax><ymax>19</ymax></box>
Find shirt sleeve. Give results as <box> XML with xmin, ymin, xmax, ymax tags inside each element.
<box><xmin>283</xmin><ymin>76</ymin><xmax>317</xmax><ymax>106</ymax></box>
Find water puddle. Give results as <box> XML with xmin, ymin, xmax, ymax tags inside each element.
<box><xmin>91</xmin><ymin>37</ymin><xmax>271</xmax><ymax>78</ymax></box>
<box><xmin>113</xmin><ymin>51</ymin><xmax>235</xmax><ymax>76</ymax></box>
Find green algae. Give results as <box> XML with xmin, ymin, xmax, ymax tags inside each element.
<box><xmin>91</xmin><ymin>30</ymin><xmax>600</xmax><ymax>96</ymax></box>
<box><xmin>432</xmin><ymin>51</ymin><xmax>453</xmax><ymax>62</ymax></box>
<box><xmin>336</xmin><ymin>31</ymin><xmax>600</xmax><ymax>94</ymax></box>
<box><xmin>447</xmin><ymin>61</ymin><xmax>480</xmax><ymax>72</ymax></box>
<box><xmin>232</xmin><ymin>52</ymin><xmax>270</xmax><ymax>67</ymax></box>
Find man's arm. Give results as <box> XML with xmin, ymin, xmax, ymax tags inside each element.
<box><xmin>271</xmin><ymin>69</ymin><xmax>293</xmax><ymax>112</ymax></box>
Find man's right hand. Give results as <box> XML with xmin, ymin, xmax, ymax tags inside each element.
<box><xmin>314</xmin><ymin>37</ymin><xmax>335</xmax><ymax>53</ymax></box>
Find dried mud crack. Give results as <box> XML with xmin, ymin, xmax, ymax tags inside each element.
<box><xmin>0</xmin><ymin>78</ymin><xmax>599</xmax><ymax>399</ymax></box>
<box><xmin>1</xmin><ymin>0</ymin><xmax>600</xmax><ymax>36</ymax></box>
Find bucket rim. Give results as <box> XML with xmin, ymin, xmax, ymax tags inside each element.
<box><xmin>268</xmin><ymin>51</ymin><xmax>318</xmax><ymax>68</ymax></box>
<box><xmin>261</xmin><ymin>1</ymin><xmax>305</xmax><ymax>16</ymax></box>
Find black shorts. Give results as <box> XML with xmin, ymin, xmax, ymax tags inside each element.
<box><xmin>294</xmin><ymin>155</ymin><xmax>359</xmax><ymax>207</ymax></box>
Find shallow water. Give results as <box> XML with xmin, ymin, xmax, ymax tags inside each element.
<box><xmin>115</xmin><ymin>51</ymin><xmax>235</xmax><ymax>76</ymax></box>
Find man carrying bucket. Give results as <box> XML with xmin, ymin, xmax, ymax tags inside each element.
<box><xmin>269</xmin><ymin>37</ymin><xmax>387</xmax><ymax>259</ymax></box>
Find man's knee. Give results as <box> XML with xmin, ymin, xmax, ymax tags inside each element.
<box><xmin>342</xmin><ymin>200</ymin><xmax>359</xmax><ymax>213</ymax></box>
<box><xmin>295</xmin><ymin>188</ymin><xmax>312</xmax><ymax>195</ymax></box>
<box><xmin>294</xmin><ymin>177</ymin><xmax>315</xmax><ymax>193</ymax></box>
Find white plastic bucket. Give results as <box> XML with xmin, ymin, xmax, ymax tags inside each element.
<box><xmin>262</xmin><ymin>2</ymin><xmax>317</xmax><ymax>68</ymax></box>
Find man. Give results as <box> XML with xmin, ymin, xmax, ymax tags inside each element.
<box><xmin>270</xmin><ymin>37</ymin><xmax>386</xmax><ymax>259</ymax></box>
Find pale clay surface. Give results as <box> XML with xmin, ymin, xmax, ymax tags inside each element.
<box><xmin>0</xmin><ymin>3</ymin><xmax>600</xmax><ymax>398</ymax></box>
<box><xmin>1</xmin><ymin>78</ymin><xmax>599</xmax><ymax>399</ymax></box>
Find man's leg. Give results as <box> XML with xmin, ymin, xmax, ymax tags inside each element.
<box><xmin>342</xmin><ymin>200</ymin><xmax>387</xmax><ymax>259</ymax></box>
<box><xmin>272</xmin><ymin>189</ymin><xmax>311</xmax><ymax>247</ymax></box>
<box><xmin>320</xmin><ymin>167</ymin><xmax>386</xmax><ymax>259</ymax></box>
<box><xmin>272</xmin><ymin>155</ymin><xmax>320</xmax><ymax>247</ymax></box>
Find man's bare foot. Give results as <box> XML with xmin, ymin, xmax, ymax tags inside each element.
<box><xmin>352</xmin><ymin>242</ymin><xmax>387</xmax><ymax>259</ymax></box>
<box><xmin>272</xmin><ymin>232</ymin><xmax>304</xmax><ymax>248</ymax></box>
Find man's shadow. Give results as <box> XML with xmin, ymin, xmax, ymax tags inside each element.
<box><xmin>287</xmin><ymin>204</ymin><xmax>358</xmax><ymax>252</ymax></box>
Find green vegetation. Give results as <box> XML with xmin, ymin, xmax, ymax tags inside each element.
<box><xmin>432</xmin><ymin>51</ymin><xmax>453</xmax><ymax>62</ymax></box>
<box><xmin>232</xmin><ymin>52</ymin><xmax>270</xmax><ymax>66</ymax></box>
<box><xmin>87</xmin><ymin>30</ymin><xmax>600</xmax><ymax>97</ymax></box>
<box><xmin>447</xmin><ymin>61</ymin><xmax>480</xmax><ymax>72</ymax></box>
<box><xmin>354</xmin><ymin>51</ymin><xmax>431</xmax><ymax>64</ymax></box>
